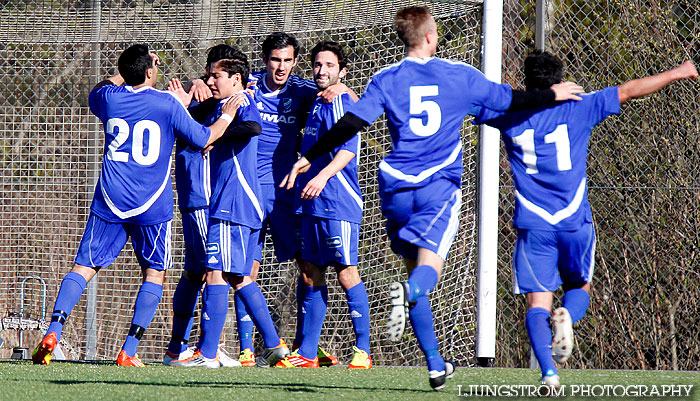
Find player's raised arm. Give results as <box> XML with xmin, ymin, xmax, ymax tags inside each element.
<box><xmin>618</xmin><ymin>60</ymin><xmax>698</xmax><ymax>103</ymax></box>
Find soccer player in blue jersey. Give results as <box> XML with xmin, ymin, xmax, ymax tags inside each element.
<box><xmin>242</xmin><ymin>32</ymin><xmax>354</xmax><ymax>367</ymax></box>
<box><xmin>168</xmin><ymin>51</ymin><xmax>290</xmax><ymax>368</ymax></box>
<box><xmin>283</xmin><ymin>7</ymin><xmax>584</xmax><ymax>389</ymax></box>
<box><xmin>31</xmin><ymin>44</ymin><xmax>236</xmax><ymax>366</ymax></box>
<box><xmin>163</xmin><ymin>44</ymin><xmax>243</xmax><ymax>367</ymax></box>
<box><xmin>275</xmin><ymin>41</ymin><xmax>371</xmax><ymax>369</ymax></box>
<box><xmin>473</xmin><ymin>51</ymin><xmax>697</xmax><ymax>387</ymax></box>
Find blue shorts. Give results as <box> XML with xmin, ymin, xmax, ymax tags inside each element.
<box><xmin>206</xmin><ymin>218</ymin><xmax>258</xmax><ymax>276</ymax></box>
<box><xmin>181</xmin><ymin>208</ymin><xmax>209</xmax><ymax>274</ymax></box>
<box><xmin>301</xmin><ymin>216</ymin><xmax>359</xmax><ymax>267</ymax></box>
<box><xmin>74</xmin><ymin>212</ymin><xmax>172</xmax><ymax>271</ymax></box>
<box><xmin>255</xmin><ymin>183</ymin><xmax>301</xmax><ymax>263</ymax></box>
<box><xmin>380</xmin><ymin>178</ymin><xmax>461</xmax><ymax>261</ymax></box>
<box><xmin>512</xmin><ymin>223</ymin><xmax>596</xmax><ymax>294</ymax></box>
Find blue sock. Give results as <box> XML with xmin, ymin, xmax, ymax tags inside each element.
<box><xmin>47</xmin><ymin>272</ymin><xmax>87</xmax><ymax>341</ymax></box>
<box><xmin>237</xmin><ymin>282</ymin><xmax>280</xmax><ymax>349</ymax></box>
<box><xmin>562</xmin><ymin>288</ymin><xmax>590</xmax><ymax>323</ymax></box>
<box><xmin>293</xmin><ymin>276</ymin><xmax>307</xmax><ymax>349</ymax></box>
<box><xmin>234</xmin><ymin>290</ymin><xmax>254</xmax><ymax>352</ymax></box>
<box><xmin>198</xmin><ymin>284</ymin><xmax>229</xmax><ymax>359</ymax></box>
<box><xmin>409</xmin><ymin>295</ymin><xmax>444</xmax><ymax>373</ymax></box>
<box><xmin>345</xmin><ymin>282</ymin><xmax>370</xmax><ymax>354</ymax></box>
<box><xmin>526</xmin><ymin>307</ymin><xmax>557</xmax><ymax>377</ymax></box>
<box><xmin>122</xmin><ymin>281</ymin><xmax>163</xmax><ymax>357</ymax></box>
<box><xmin>168</xmin><ymin>275</ymin><xmax>202</xmax><ymax>355</ymax></box>
<box><xmin>407</xmin><ymin>265</ymin><xmax>438</xmax><ymax>303</ymax></box>
<box><xmin>299</xmin><ymin>285</ymin><xmax>328</xmax><ymax>360</ymax></box>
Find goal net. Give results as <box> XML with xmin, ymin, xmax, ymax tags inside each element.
<box><xmin>0</xmin><ymin>0</ymin><xmax>483</xmax><ymax>366</ymax></box>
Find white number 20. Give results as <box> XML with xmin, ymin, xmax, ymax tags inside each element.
<box><xmin>106</xmin><ymin>118</ymin><xmax>161</xmax><ymax>166</ymax></box>
<box><xmin>409</xmin><ymin>85</ymin><xmax>442</xmax><ymax>137</ymax></box>
<box><xmin>512</xmin><ymin>124</ymin><xmax>572</xmax><ymax>174</ymax></box>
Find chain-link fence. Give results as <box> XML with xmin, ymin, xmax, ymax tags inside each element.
<box><xmin>497</xmin><ymin>0</ymin><xmax>700</xmax><ymax>370</ymax></box>
<box><xmin>0</xmin><ymin>0</ymin><xmax>484</xmax><ymax>366</ymax></box>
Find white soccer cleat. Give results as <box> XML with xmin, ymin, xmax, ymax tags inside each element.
<box><xmin>170</xmin><ymin>350</ymin><xmax>221</xmax><ymax>368</ymax></box>
<box><xmin>429</xmin><ymin>360</ymin><xmax>456</xmax><ymax>390</ymax></box>
<box><xmin>217</xmin><ymin>345</ymin><xmax>242</xmax><ymax>367</ymax></box>
<box><xmin>163</xmin><ymin>345</ymin><xmax>196</xmax><ymax>366</ymax></box>
<box><xmin>386</xmin><ymin>281</ymin><xmax>409</xmax><ymax>342</ymax></box>
<box><xmin>255</xmin><ymin>339</ymin><xmax>290</xmax><ymax>368</ymax></box>
<box><xmin>540</xmin><ymin>373</ymin><xmax>560</xmax><ymax>388</ymax></box>
<box><xmin>551</xmin><ymin>307</ymin><xmax>574</xmax><ymax>363</ymax></box>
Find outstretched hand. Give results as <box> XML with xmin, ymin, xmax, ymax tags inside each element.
<box><xmin>167</xmin><ymin>78</ymin><xmax>195</xmax><ymax>107</ymax></box>
<box><xmin>280</xmin><ymin>157</ymin><xmax>311</xmax><ymax>190</ymax></box>
<box><xmin>675</xmin><ymin>60</ymin><xmax>698</xmax><ymax>80</ymax></box>
<box><xmin>551</xmin><ymin>81</ymin><xmax>584</xmax><ymax>101</ymax></box>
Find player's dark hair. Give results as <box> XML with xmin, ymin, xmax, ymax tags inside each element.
<box><xmin>211</xmin><ymin>50</ymin><xmax>250</xmax><ymax>87</ymax></box>
<box><xmin>394</xmin><ymin>6</ymin><xmax>433</xmax><ymax>48</ymax></box>
<box><xmin>524</xmin><ymin>50</ymin><xmax>564</xmax><ymax>91</ymax></box>
<box><xmin>261</xmin><ymin>32</ymin><xmax>300</xmax><ymax>60</ymax></box>
<box><xmin>117</xmin><ymin>44</ymin><xmax>154</xmax><ymax>86</ymax></box>
<box><xmin>206</xmin><ymin>44</ymin><xmax>238</xmax><ymax>66</ymax></box>
<box><xmin>310</xmin><ymin>41</ymin><xmax>347</xmax><ymax>71</ymax></box>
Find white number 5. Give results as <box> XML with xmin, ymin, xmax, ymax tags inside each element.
<box><xmin>409</xmin><ymin>85</ymin><xmax>441</xmax><ymax>137</ymax></box>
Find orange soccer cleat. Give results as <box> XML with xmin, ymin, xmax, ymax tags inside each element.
<box><xmin>116</xmin><ymin>350</ymin><xmax>146</xmax><ymax>367</ymax></box>
<box><xmin>32</xmin><ymin>332</ymin><xmax>58</xmax><ymax>365</ymax></box>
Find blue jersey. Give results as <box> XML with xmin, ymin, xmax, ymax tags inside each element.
<box><xmin>250</xmin><ymin>72</ymin><xmax>317</xmax><ymax>185</ymax></box>
<box><xmin>474</xmin><ymin>87</ymin><xmax>621</xmax><ymax>230</ymax></box>
<box><xmin>175</xmin><ymin>99</ymin><xmax>215</xmax><ymax>212</ymax></box>
<box><xmin>297</xmin><ymin>93</ymin><xmax>363</xmax><ymax>224</ymax></box>
<box><xmin>350</xmin><ymin>57</ymin><xmax>513</xmax><ymax>194</ymax></box>
<box><xmin>88</xmin><ymin>83</ymin><xmax>211</xmax><ymax>225</ymax></box>
<box><xmin>207</xmin><ymin>93</ymin><xmax>264</xmax><ymax>228</ymax></box>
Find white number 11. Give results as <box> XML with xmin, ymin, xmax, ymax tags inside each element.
<box><xmin>512</xmin><ymin>124</ymin><xmax>572</xmax><ymax>174</ymax></box>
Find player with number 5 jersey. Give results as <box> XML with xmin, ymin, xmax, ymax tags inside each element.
<box><xmin>283</xmin><ymin>7</ymin><xmax>585</xmax><ymax>389</ymax></box>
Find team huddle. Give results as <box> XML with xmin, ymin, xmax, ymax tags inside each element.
<box><xmin>30</xmin><ymin>5</ymin><xmax>697</xmax><ymax>391</ymax></box>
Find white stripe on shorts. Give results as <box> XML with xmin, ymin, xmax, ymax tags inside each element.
<box><xmin>437</xmin><ymin>189</ymin><xmax>462</xmax><ymax>260</ymax></box>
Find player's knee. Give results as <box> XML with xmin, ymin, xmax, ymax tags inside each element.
<box><xmin>182</xmin><ymin>270</ymin><xmax>205</xmax><ymax>286</ymax></box>
<box><xmin>335</xmin><ymin>264</ymin><xmax>361</xmax><ymax>289</ymax></box>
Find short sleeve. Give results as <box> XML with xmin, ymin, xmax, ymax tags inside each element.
<box><xmin>575</xmin><ymin>86</ymin><xmax>621</xmax><ymax>126</ymax></box>
<box><xmin>459</xmin><ymin>65</ymin><xmax>513</xmax><ymax>115</ymax></box>
<box><xmin>348</xmin><ymin>76</ymin><xmax>386</xmax><ymax>125</ymax></box>
<box><xmin>333</xmin><ymin>94</ymin><xmax>359</xmax><ymax>155</ymax></box>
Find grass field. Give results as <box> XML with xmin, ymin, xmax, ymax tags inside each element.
<box><xmin>0</xmin><ymin>360</ymin><xmax>698</xmax><ymax>400</ymax></box>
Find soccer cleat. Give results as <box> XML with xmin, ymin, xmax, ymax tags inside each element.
<box><xmin>541</xmin><ymin>373</ymin><xmax>561</xmax><ymax>388</ymax></box>
<box><xmin>163</xmin><ymin>345</ymin><xmax>196</xmax><ymax>366</ymax></box>
<box><xmin>256</xmin><ymin>338</ymin><xmax>290</xmax><ymax>368</ymax></box>
<box><xmin>317</xmin><ymin>347</ymin><xmax>338</xmax><ymax>367</ymax></box>
<box><xmin>169</xmin><ymin>349</ymin><xmax>220</xmax><ymax>368</ymax></box>
<box><xmin>275</xmin><ymin>351</ymin><xmax>319</xmax><ymax>368</ymax></box>
<box><xmin>429</xmin><ymin>360</ymin><xmax>455</xmax><ymax>390</ymax></box>
<box><xmin>386</xmin><ymin>281</ymin><xmax>409</xmax><ymax>342</ymax></box>
<box><xmin>347</xmin><ymin>346</ymin><xmax>372</xmax><ymax>369</ymax></box>
<box><xmin>552</xmin><ymin>307</ymin><xmax>574</xmax><ymax>363</ymax></box>
<box><xmin>238</xmin><ymin>348</ymin><xmax>256</xmax><ymax>367</ymax></box>
<box><xmin>116</xmin><ymin>350</ymin><xmax>145</xmax><ymax>367</ymax></box>
<box><xmin>32</xmin><ymin>332</ymin><xmax>58</xmax><ymax>365</ymax></box>
<box><xmin>217</xmin><ymin>345</ymin><xmax>242</xmax><ymax>367</ymax></box>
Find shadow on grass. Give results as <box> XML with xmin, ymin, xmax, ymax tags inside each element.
<box><xmin>36</xmin><ymin>378</ymin><xmax>436</xmax><ymax>394</ymax></box>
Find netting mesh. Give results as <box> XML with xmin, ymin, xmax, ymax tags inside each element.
<box><xmin>497</xmin><ymin>0</ymin><xmax>700</xmax><ymax>370</ymax></box>
<box><xmin>0</xmin><ymin>0</ymin><xmax>484</xmax><ymax>366</ymax></box>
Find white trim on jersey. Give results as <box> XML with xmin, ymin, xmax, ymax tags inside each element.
<box><xmin>232</xmin><ymin>154</ymin><xmax>264</xmax><ymax>222</ymax></box>
<box><xmin>125</xmin><ymin>85</ymin><xmax>188</xmax><ymax>108</ymax></box>
<box><xmin>515</xmin><ymin>177</ymin><xmax>587</xmax><ymax>226</ymax></box>
<box><xmin>341</xmin><ymin>220</ymin><xmax>352</xmax><ymax>266</ymax></box>
<box><xmin>336</xmin><ymin>170</ymin><xmax>363</xmax><ymax>211</ymax></box>
<box><xmin>585</xmin><ymin>228</ymin><xmax>596</xmax><ymax>283</ymax></box>
<box><xmin>100</xmin><ymin>156</ymin><xmax>172</xmax><ymax>219</ymax></box>
<box><xmin>203</xmin><ymin>155</ymin><xmax>211</xmax><ymax>202</ymax></box>
<box><xmin>437</xmin><ymin>189</ymin><xmax>462</xmax><ymax>260</ymax></box>
<box><xmin>164</xmin><ymin>220</ymin><xmax>173</xmax><ymax>270</ymax></box>
<box><xmin>195</xmin><ymin>208</ymin><xmax>208</xmax><ymax>248</ymax></box>
<box><xmin>378</xmin><ymin>141</ymin><xmax>461</xmax><ymax>184</ymax></box>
